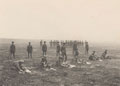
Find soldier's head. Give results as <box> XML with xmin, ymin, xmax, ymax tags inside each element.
<box><xmin>29</xmin><ymin>42</ymin><xmax>31</xmax><ymax>45</ymax></box>
<box><xmin>12</xmin><ymin>41</ymin><xmax>14</xmax><ymax>45</ymax></box>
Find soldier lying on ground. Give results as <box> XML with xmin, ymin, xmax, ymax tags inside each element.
<box><xmin>89</xmin><ymin>51</ymin><xmax>97</xmax><ymax>60</ymax></box>
<box><xmin>13</xmin><ymin>60</ymin><xmax>25</xmax><ymax>72</ymax></box>
<box><xmin>13</xmin><ymin>60</ymin><xmax>31</xmax><ymax>74</ymax></box>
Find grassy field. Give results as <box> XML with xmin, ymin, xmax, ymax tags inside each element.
<box><xmin>0</xmin><ymin>39</ymin><xmax>120</xmax><ymax>86</ymax></box>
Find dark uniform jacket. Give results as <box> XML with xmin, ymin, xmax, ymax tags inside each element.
<box><xmin>73</xmin><ymin>44</ymin><xmax>78</xmax><ymax>50</ymax></box>
<box><xmin>42</xmin><ymin>44</ymin><xmax>47</xmax><ymax>52</ymax></box>
<box><xmin>27</xmin><ymin>45</ymin><xmax>33</xmax><ymax>53</ymax></box>
<box><xmin>10</xmin><ymin>45</ymin><xmax>16</xmax><ymax>53</ymax></box>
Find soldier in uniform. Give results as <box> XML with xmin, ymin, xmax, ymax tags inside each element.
<box><xmin>85</xmin><ymin>41</ymin><xmax>89</xmax><ymax>55</ymax></box>
<box><xmin>61</xmin><ymin>43</ymin><xmax>67</xmax><ymax>62</ymax></box>
<box><xmin>42</xmin><ymin>41</ymin><xmax>47</xmax><ymax>56</ymax></box>
<box><xmin>101</xmin><ymin>50</ymin><xmax>109</xmax><ymax>59</ymax></box>
<box><xmin>27</xmin><ymin>42</ymin><xmax>33</xmax><ymax>58</ymax></box>
<box><xmin>41</xmin><ymin>56</ymin><xmax>48</xmax><ymax>68</ymax></box>
<box><xmin>73</xmin><ymin>41</ymin><xmax>78</xmax><ymax>56</ymax></box>
<box><xmin>89</xmin><ymin>51</ymin><xmax>96</xmax><ymax>60</ymax></box>
<box><xmin>13</xmin><ymin>60</ymin><xmax>25</xmax><ymax>72</ymax></box>
<box><xmin>56</xmin><ymin>42</ymin><xmax>61</xmax><ymax>57</ymax></box>
<box><xmin>10</xmin><ymin>41</ymin><xmax>16</xmax><ymax>59</ymax></box>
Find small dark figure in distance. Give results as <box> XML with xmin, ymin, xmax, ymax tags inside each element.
<box><xmin>27</xmin><ymin>42</ymin><xmax>33</xmax><ymax>58</ymax></box>
<box><xmin>56</xmin><ymin>42</ymin><xmax>61</xmax><ymax>57</ymax></box>
<box><xmin>10</xmin><ymin>41</ymin><xmax>16</xmax><ymax>59</ymax></box>
<box><xmin>85</xmin><ymin>41</ymin><xmax>89</xmax><ymax>55</ymax></box>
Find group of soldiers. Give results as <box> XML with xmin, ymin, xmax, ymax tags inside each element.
<box><xmin>40</xmin><ymin>40</ymin><xmax>85</xmax><ymax>48</ymax></box>
<box><xmin>89</xmin><ymin>50</ymin><xmax>110</xmax><ymax>60</ymax></box>
<box><xmin>9</xmin><ymin>41</ymin><xmax>47</xmax><ymax>59</ymax></box>
<box><xmin>9</xmin><ymin>40</ymin><xmax>89</xmax><ymax>59</ymax></box>
<box><xmin>9</xmin><ymin>40</ymin><xmax>110</xmax><ymax>71</ymax></box>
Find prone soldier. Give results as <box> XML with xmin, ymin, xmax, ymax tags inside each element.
<box><xmin>13</xmin><ymin>60</ymin><xmax>25</xmax><ymax>72</ymax></box>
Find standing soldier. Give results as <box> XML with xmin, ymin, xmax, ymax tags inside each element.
<box><xmin>85</xmin><ymin>41</ymin><xmax>89</xmax><ymax>55</ymax></box>
<box><xmin>73</xmin><ymin>41</ymin><xmax>79</xmax><ymax>62</ymax></box>
<box><xmin>61</xmin><ymin>43</ymin><xmax>67</xmax><ymax>62</ymax></box>
<box><xmin>27</xmin><ymin>42</ymin><xmax>33</xmax><ymax>58</ymax></box>
<box><xmin>10</xmin><ymin>41</ymin><xmax>16</xmax><ymax>59</ymax></box>
<box><xmin>42</xmin><ymin>41</ymin><xmax>47</xmax><ymax>56</ymax></box>
<box><xmin>56</xmin><ymin>42</ymin><xmax>61</xmax><ymax>57</ymax></box>
<box><xmin>73</xmin><ymin>41</ymin><xmax>78</xmax><ymax>56</ymax></box>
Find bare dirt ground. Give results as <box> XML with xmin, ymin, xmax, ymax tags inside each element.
<box><xmin>0</xmin><ymin>40</ymin><xmax>120</xmax><ymax>86</ymax></box>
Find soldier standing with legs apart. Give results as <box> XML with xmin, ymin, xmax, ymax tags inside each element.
<box><xmin>10</xmin><ymin>41</ymin><xmax>16</xmax><ymax>59</ymax></box>
<box><xmin>27</xmin><ymin>42</ymin><xmax>33</xmax><ymax>58</ymax></box>
<box><xmin>61</xmin><ymin>43</ymin><xmax>67</xmax><ymax>62</ymax></box>
<box><xmin>42</xmin><ymin>41</ymin><xmax>47</xmax><ymax>56</ymax></box>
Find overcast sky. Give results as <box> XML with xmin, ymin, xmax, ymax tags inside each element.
<box><xmin>0</xmin><ymin>0</ymin><xmax>120</xmax><ymax>44</ymax></box>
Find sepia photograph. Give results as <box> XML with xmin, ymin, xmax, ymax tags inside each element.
<box><xmin>0</xmin><ymin>0</ymin><xmax>120</xmax><ymax>86</ymax></box>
